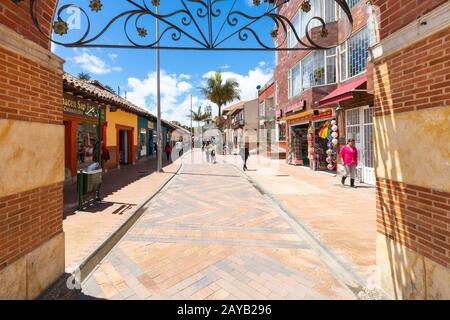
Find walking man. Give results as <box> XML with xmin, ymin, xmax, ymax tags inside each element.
<box><xmin>339</xmin><ymin>138</ymin><xmax>358</xmax><ymax>188</ymax></box>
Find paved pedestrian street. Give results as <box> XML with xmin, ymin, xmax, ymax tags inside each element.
<box><xmin>80</xmin><ymin>156</ymin><xmax>355</xmax><ymax>300</ymax></box>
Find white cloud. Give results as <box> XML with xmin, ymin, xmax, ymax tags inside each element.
<box><xmin>202</xmin><ymin>64</ymin><xmax>273</xmax><ymax>111</ymax></box>
<box><xmin>70</xmin><ymin>49</ymin><xmax>122</xmax><ymax>75</ymax></box>
<box><xmin>126</xmin><ymin>71</ymin><xmax>196</xmax><ymax>125</ymax></box>
<box><xmin>51</xmin><ymin>43</ymin><xmax>58</xmax><ymax>53</ymax></box>
<box><xmin>108</xmin><ymin>53</ymin><xmax>118</xmax><ymax>61</ymax></box>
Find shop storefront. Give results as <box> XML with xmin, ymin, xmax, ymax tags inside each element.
<box><xmin>289</xmin><ymin>122</ymin><xmax>310</xmax><ymax>167</ymax></box>
<box><xmin>311</xmin><ymin>109</ymin><xmax>337</xmax><ymax>173</ymax></box>
<box><xmin>63</xmin><ymin>93</ymin><xmax>106</xmax><ymax>182</ymax></box>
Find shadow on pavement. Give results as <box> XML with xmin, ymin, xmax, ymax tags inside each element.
<box><xmin>63</xmin><ymin>156</ymin><xmax>172</xmax><ymax>219</ymax></box>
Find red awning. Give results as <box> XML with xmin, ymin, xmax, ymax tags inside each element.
<box><xmin>319</xmin><ymin>76</ymin><xmax>367</xmax><ymax>107</ymax></box>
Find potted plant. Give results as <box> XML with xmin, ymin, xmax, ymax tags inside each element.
<box><xmin>314</xmin><ymin>67</ymin><xmax>325</xmax><ymax>83</ymax></box>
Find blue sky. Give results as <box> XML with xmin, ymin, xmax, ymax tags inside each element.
<box><xmin>53</xmin><ymin>0</ymin><xmax>277</xmax><ymax>125</ymax></box>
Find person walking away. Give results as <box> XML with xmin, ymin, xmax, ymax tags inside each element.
<box><xmin>164</xmin><ymin>142</ymin><xmax>172</xmax><ymax>162</ymax></box>
<box><xmin>339</xmin><ymin>138</ymin><xmax>358</xmax><ymax>188</ymax></box>
<box><xmin>175</xmin><ymin>139</ymin><xmax>183</xmax><ymax>158</ymax></box>
<box><xmin>210</xmin><ymin>143</ymin><xmax>217</xmax><ymax>164</ymax></box>
<box><xmin>205</xmin><ymin>141</ymin><xmax>212</xmax><ymax>163</ymax></box>
<box><xmin>240</xmin><ymin>142</ymin><xmax>250</xmax><ymax>171</ymax></box>
<box><xmin>101</xmin><ymin>139</ymin><xmax>110</xmax><ymax>173</ymax></box>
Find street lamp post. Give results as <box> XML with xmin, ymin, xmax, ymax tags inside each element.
<box><xmin>156</xmin><ymin>4</ymin><xmax>163</xmax><ymax>173</ymax></box>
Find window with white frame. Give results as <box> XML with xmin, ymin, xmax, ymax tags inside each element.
<box><xmin>340</xmin><ymin>27</ymin><xmax>373</xmax><ymax>81</ymax></box>
<box><xmin>259</xmin><ymin>102</ymin><xmax>265</xmax><ymax>118</ymax></box>
<box><xmin>288</xmin><ymin>13</ymin><xmax>300</xmax><ymax>48</ymax></box>
<box><xmin>288</xmin><ymin>63</ymin><xmax>301</xmax><ymax>98</ymax></box>
<box><xmin>301</xmin><ymin>53</ymin><xmax>314</xmax><ymax>90</ymax></box>
<box><xmin>326</xmin><ymin>48</ymin><xmax>337</xmax><ymax>84</ymax></box>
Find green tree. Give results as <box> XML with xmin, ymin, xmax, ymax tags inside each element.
<box><xmin>188</xmin><ymin>106</ymin><xmax>211</xmax><ymax>142</ymax></box>
<box><xmin>78</xmin><ymin>72</ymin><xmax>91</xmax><ymax>80</ymax></box>
<box><xmin>201</xmin><ymin>71</ymin><xmax>240</xmax><ymax>125</ymax></box>
<box><xmin>104</xmin><ymin>85</ymin><xmax>116</xmax><ymax>93</ymax></box>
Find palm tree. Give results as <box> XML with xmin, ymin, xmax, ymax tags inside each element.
<box><xmin>201</xmin><ymin>71</ymin><xmax>240</xmax><ymax>124</ymax></box>
<box><xmin>78</xmin><ymin>72</ymin><xmax>91</xmax><ymax>80</ymax></box>
<box><xmin>188</xmin><ymin>106</ymin><xmax>211</xmax><ymax>143</ymax></box>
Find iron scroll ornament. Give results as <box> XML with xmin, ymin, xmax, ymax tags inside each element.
<box><xmin>17</xmin><ymin>0</ymin><xmax>353</xmax><ymax>51</ymax></box>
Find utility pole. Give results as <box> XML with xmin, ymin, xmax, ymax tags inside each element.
<box><xmin>156</xmin><ymin>4</ymin><xmax>163</xmax><ymax>172</ymax></box>
<box><xmin>190</xmin><ymin>94</ymin><xmax>193</xmax><ymax>136</ymax></box>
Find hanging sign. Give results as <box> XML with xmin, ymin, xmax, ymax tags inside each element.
<box><xmin>63</xmin><ymin>94</ymin><xmax>105</xmax><ymax>121</ymax></box>
<box><xmin>285</xmin><ymin>100</ymin><xmax>306</xmax><ymax>114</ymax></box>
<box><xmin>312</xmin><ymin>109</ymin><xmax>333</xmax><ymax>121</ymax></box>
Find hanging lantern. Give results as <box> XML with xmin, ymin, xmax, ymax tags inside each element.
<box><xmin>326</xmin><ymin>149</ymin><xmax>333</xmax><ymax>156</ymax></box>
<box><xmin>331</xmin><ymin>120</ymin><xmax>337</xmax><ymax>126</ymax></box>
<box><xmin>331</xmin><ymin>132</ymin><xmax>338</xmax><ymax>138</ymax></box>
<box><xmin>332</xmin><ymin>138</ymin><xmax>338</xmax><ymax>145</ymax></box>
<box><xmin>331</xmin><ymin>125</ymin><xmax>338</xmax><ymax>132</ymax></box>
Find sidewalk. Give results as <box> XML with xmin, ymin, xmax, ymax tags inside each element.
<box><xmin>224</xmin><ymin>154</ymin><xmax>377</xmax><ymax>287</ymax></box>
<box><xmin>63</xmin><ymin>156</ymin><xmax>182</xmax><ymax>271</ymax></box>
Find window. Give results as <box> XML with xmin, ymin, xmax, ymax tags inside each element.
<box><xmin>259</xmin><ymin>102</ymin><xmax>265</xmax><ymax>118</ymax></box>
<box><xmin>288</xmin><ymin>63</ymin><xmax>301</xmax><ymax>98</ymax></box>
<box><xmin>288</xmin><ymin>13</ymin><xmax>300</xmax><ymax>48</ymax></box>
<box><xmin>340</xmin><ymin>27</ymin><xmax>372</xmax><ymax>80</ymax></box>
<box><xmin>340</xmin><ymin>42</ymin><xmax>347</xmax><ymax>81</ymax></box>
<box><xmin>326</xmin><ymin>48</ymin><xmax>337</xmax><ymax>84</ymax></box>
<box><xmin>347</xmin><ymin>0</ymin><xmax>362</xmax><ymax>9</ymax></box>
<box><xmin>301</xmin><ymin>54</ymin><xmax>314</xmax><ymax>90</ymax></box>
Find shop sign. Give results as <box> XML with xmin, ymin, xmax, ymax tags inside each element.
<box><xmin>284</xmin><ymin>100</ymin><xmax>305</xmax><ymax>114</ymax></box>
<box><xmin>312</xmin><ymin>109</ymin><xmax>333</xmax><ymax>121</ymax></box>
<box><xmin>148</xmin><ymin>121</ymin><xmax>154</xmax><ymax>129</ymax></box>
<box><xmin>63</xmin><ymin>94</ymin><xmax>106</xmax><ymax>121</ymax></box>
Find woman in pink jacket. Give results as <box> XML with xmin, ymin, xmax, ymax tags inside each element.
<box><xmin>339</xmin><ymin>138</ymin><xmax>358</xmax><ymax>188</ymax></box>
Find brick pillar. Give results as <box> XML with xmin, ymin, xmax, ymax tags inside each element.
<box><xmin>371</xmin><ymin>0</ymin><xmax>449</xmax><ymax>299</ymax></box>
<box><xmin>0</xmin><ymin>0</ymin><xmax>65</xmax><ymax>299</ymax></box>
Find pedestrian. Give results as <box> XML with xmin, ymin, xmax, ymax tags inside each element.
<box><xmin>154</xmin><ymin>142</ymin><xmax>158</xmax><ymax>156</ymax></box>
<box><xmin>164</xmin><ymin>142</ymin><xmax>172</xmax><ymax>161</ymax></box>
<box><xmin>205</xmin><ymin>141</ymin><xmax>211</xmax><ymax>163</ymax></box>
<box><xmin>175</xmin><ymin>139</ymin><xmax>183</xmax><ymax>157</ymax></box>
<box><xmin>210</xmin><ymin>143</ymin><xmax>217</xmax><ymax>164</ymax></box>
<box><xmin>339</xmin><ymin>138</ymin><xmax>358</xmax><ymax>188</ymax></box>
<box><xmin>241</xmin><ymin>141</ymin><xmax>250</xmax><ymax>171</ymax></box>
<box><xmin>101</xmin><ymin>139</ymin><xmax>110</xmax><ymax>173</ymax></box>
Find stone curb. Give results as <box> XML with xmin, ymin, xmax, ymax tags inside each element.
<box><xmin>227</xmin><ymin>160</ymin><xmax>387</xmax><ymax>300</ymax></box>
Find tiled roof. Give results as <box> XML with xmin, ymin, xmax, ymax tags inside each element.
<box><xmin>63</xmin><ymin>72</ymin><xmax>189</xmax><ymax>133</ymax></box>
<box><xmin>222</xmin><ymin>101</ymin><xmax>245</xmax><ymax>116</ymax></box>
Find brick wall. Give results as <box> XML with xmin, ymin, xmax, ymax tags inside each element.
<box><xmin>0</xmin><ymin>0</ymin><xmax>64</xmax><ymax>281</ymax></box>
<box><xmin>373</xmin><ymin>0</ymin><xmax>447</xmax><ymax>40</ymax></box>
<box><xmin>373</xmin><ymin>27</ymin><xmax>450</xmax><ymax>117</ymax></box>
<box><xmin>0</xmin><ymin>0</ymin><xmax>58</xmax><ymax>50</ymax></box>
<box><xmin>0</xmin><ymin>47</ymin><xmax>63</xmax><ymax>125</ymax></box>
<box><xmin>0</xmin><ymin>182</ymin><xmax>63</xmax><ymax>269</ymax></box>
<box><xmin>376</xmin><ymin>177</ymin><xmax>450</xmax><ymax>268</ymax></box>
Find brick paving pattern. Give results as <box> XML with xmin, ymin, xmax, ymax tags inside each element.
<box><xmin>64</xmin><ymin>157</ymin><xmax>181</xmax><ymax>270</ymax></box>
<box><xmin>227</xmin><ymin>153</ymin><xmax>377</xmax><ymax>285</ymax></box>
<box><xmin>80</xmin><ymin>151</ymin><xmax>355</xmax><ymax>300</ymax></box>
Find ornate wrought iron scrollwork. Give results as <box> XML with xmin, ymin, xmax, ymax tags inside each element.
<box><xmin>17</xmin><ymin>0</ymin><xmax>353</xmax><ymax>51</ymax></box>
